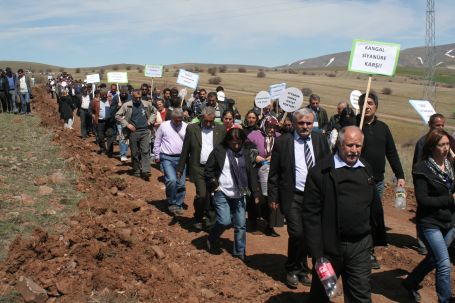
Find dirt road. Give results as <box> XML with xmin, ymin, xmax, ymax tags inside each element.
<box><xmin>0</xmin><ymin>90</ymin><xmax>451</xmax><ymax>302</ymax></box>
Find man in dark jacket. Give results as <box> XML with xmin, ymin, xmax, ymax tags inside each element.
<box><xmin>177</xmin><ymin>106</ymin><xmax>226</xmax><ymax>228</ymax></box>
<box><xmin>306</xmin><ymin>94</ymin><xmax>329</xmax><ymax>134</ymax></box>
<box><xmin>357</xmin><ymin>92</ymin><xmax>404</xmax><ymax>269</ymax></box>
<box><xmin>268</xmin><ymin>107</ymin><xmax>330</xmax><ymax>288</ymax></box>
<box><xmin>303</xmin><ymin>126</ymin><xmax>387</xmax><ymax>303</ymax></box>
<box><xmin>0</xmin><ymin>69</ymin><xmax>9</xmax><ymax>112</ymax></box>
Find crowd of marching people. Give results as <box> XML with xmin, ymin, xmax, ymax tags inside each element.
<box><xmin>5</xmin><ymin>69</ymin><xmax>455</xmax><ymax>302</ymax></box>
<box><xmin>0</xmin><ymin>67</ymin><xmax>33</xmax><ymax>114</ymax></box>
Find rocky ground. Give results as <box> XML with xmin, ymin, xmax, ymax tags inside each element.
<box><xmin>0</xmin><ymin>89</ymin><xmax>452</xmax><ymax>302</ymax></box>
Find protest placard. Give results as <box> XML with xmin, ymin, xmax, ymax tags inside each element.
<box><xmin>409</xmin><ymin>100</ymin><xmax>436</xmax><ymax>124</ymax></box>
<box><xmin>269</xmin><ymin>83</ymin><xmax>286</xmax><ymax>100</ymax></box>
<box><xmin>107</xmin><ymin>72</ymin><xmax>128</xmax><ymax>83</ymax></box>
<box><xmin>86</xmin><ymin>74</ymin><xmax>100</xmax><ymax>84</ymax></box>
<box><xmin>279</xmin><ymin>87</ymin><xmax>303</xmax><ymax>113</ymax></box>
<box><xmin>144</xmin><ymin>65</ymin><xmax>163</xmax><ymax>78</ymax></box>
<box><xmin>176</xmin><ymin>69</ymin><xmax>199</xmax><ymax>89</ymax></box>
<box><xmin>349</xmin><ymin>90</ymin><xmax>362</xmax><ymax>110</ymax></box>
<box><xmin>255</xmin><ymin>91</ymin><xmax>272</xmax><ymax>109</ymax></box>
<box><xmin>348</xmin><ymin>40</ymin><xmax>400</xmax><ymax>76</ymax></box>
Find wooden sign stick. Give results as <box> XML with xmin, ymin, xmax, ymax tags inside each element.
<box><xmin>359</xmin><ymin>75</ymin><xmax>372</xmax><ymax>130</ymax></box>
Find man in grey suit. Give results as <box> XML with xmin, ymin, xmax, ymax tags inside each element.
<box><xmin>268</xmin><ymin>108</ymin><xmax>330</xmax><ymax>288</ymax></box>
<box><xmin>177</xmin><ymin>106</ymin><xmax>226</xmax><ymax>229</ymax></box>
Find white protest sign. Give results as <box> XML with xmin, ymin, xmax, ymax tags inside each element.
<box><xmin>107</xmin><ymin>72</ymin><xmax>128</xmax><ymax>83</ymax></box>
<box><xmin>255</xmin><ymin>91</ymin><xmax>272</xmax><ymax>109</ymax></box>
<box><xmin>86</xmin><ymin>73</ymin><xmax>100</xmax><ymax>84</ymax></box>
<box><xmin>349</xmin><ymin>90</ymin><xmax>362</xmax><ymax>110</ymax></box>
<box><xmin>61</xmin><ymin>81</ymin><xmax>67</xmax><ymax>88</ymax></box>
<box><xmin>176</xmin><ymin>69</ymin><xmax>199</xmax><ymax>89</ymax></box>
<box><xmin>144</xmin><ymin>64</ymin><xmax>163</xmax><ymax>78</ymax></box>
<box><xmin>269</xmin><ymin>83</ymin><xmax>287</xmax><ymax>100</ymax></box>
<box><xmin>279</xmin><ymin>87</ymin><xmax>304</xmax><ymax>113</ymax></box>
<box><xmin>348</xmin><ymin>40</ymin><xmax>400</xmax><ymax>76</ymax></box>
<box><xmin>409</xmin><ymin>100</ymin><xmax>436</xmax><ymax>124</ymax></box>
<box><xmin>47</xmin><ymin>75</ymin><xmax>53</xmax><ymax>80</ymax></box>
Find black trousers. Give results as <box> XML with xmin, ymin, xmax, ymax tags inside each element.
<box><xmin>285</xmin><ymin>192</ymin><xmax>310</xmax><ymax>275</ymax></box>
<box><xmin>79</xmin><ymin>108</ymin><xmax>91</xmax><ymax>138</ymax></box>
<box><xmin>310</xmin><ymin>234</ymin><xmax>372</xmax><ymax>303</ymax></box>
<box><xmin>0</xmin><ymin>91</ymin><xmax>7</xmax><ymax>112</ymax></box>
<box><xmin>96</xmin><ymin>120</ymin><xmax>116</xmax><ymax>155</ymax></box>
<box><xmin>192</xmin><ymin>167</ymin><xmax>206</xmax><ymax>222</ymax></box>
<box><xmin>129</xmin><ymin>129</ymin><xmax>151</xmax><ymax>174</ymax></box>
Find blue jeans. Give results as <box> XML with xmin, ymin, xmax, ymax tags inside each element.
<box><xmin>407</xmin><ymin>225</ymin><xmax>455</xmax><ymax>303</ymax></box>
<box><xmin>374</xmin><ymin>180</ymin><xmax>384</xmax><ymax>201</ymax></box>
<box><xmin>160</xmin><ymin>153</ymin><xmax>186</xmax><ymax>208</ymax></box>
<box><xmin>116</xmin><ymin>123</ymin><xmax>128</xmax><ymax>157</ymax></box>
<box><xmin>20</xmin><ymin>92</ymin><xmax>30</xmax><ymax>114</ymax></box>
<box><xmin>209</xmin><ymin>191</ymin><xmax>246</xmax><ymax>257</ymax></box>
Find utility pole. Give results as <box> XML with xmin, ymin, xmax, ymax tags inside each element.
<box><xmin>423</xmin><ymin>0</ymin><xmax>436</xmax><ymax>105</ymax></box>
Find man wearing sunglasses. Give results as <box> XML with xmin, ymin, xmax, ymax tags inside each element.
<box><xmin>268</xmin><ymin>108</ymin><xmax>330</xmax><ymax>288</ymax></box>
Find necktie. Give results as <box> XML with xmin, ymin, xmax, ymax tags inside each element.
<box><xmin>303</xmin><ymin>138</ymin><xmax>314</xmax><ymax>169</ymax></box>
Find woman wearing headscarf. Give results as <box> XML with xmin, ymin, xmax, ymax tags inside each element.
<box><xmin>246</xmin><ymin>115</ymin><xmax>284</xmax><ymax>237</ymax></box>
<box><xmin>205</xmin><ymin>128</ymin><xmax>259</xmax><ymax>261</ymax></box>
<box><xmin>59</xmin><ymin>88</ymin><xmax>76</xmax><ymax>129</ymax></box>
<box><xmin>403</xmin><ymin>129</ymin><xmax>455</xmax><ymax>303</ymax></box>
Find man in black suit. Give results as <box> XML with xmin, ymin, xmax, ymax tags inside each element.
<box><xmin>268</xmin><ymin>107</ymin><xmax>330</xmax><ymax>288</ymax></box>
<box><xmin>302</xmin><ymin>126</ymin><xmax>386</xmax><ymax>302</ymax></box>
<box><xmin>177</xmin><ymin>106</ymin><xmax>226</xmax><ymax>227</ymax></box>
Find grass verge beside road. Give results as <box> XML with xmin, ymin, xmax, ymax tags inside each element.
<box><xmin>0</xmin><ymin>114</ymin><xmax>84</xmax><ymax>261</ymax></box>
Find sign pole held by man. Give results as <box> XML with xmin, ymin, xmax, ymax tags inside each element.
<box><xmin>348</xmin><ymin>39</ymin><xmax>400</xmax><ymax>129</ymax></box>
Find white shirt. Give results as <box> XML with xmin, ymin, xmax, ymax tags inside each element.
<box><xmin>19</xmin><ymin>77</ymin><xmax>28</xmax><ymax>93</ymax></box>
<box><xmin>334</xmin><ymin>153</ymin><xmax>365</xmax><ymax>169</ymax></box>
<box><xmin>99</xmin><ymin>100</ymin><xmax>110</xmax><ymax>120</ymax></box>
<box><xmin>294</xmin><ymin>132</ymin><xmax>315</xmax><ymax>192</ymax></box>
<box><xmin>200</xmin><ymin>127</ymin><xmax>214</xmax><ymax>164</ymax></box>
<box><xmin>218</xmin><ymin>155</ymin><xmax>241</xmax><ymax>198</ymax></box>
<box><xmin>81</xmin><ymin>95</ymin><xmax>90</xmax><ymax>109</ymax></box>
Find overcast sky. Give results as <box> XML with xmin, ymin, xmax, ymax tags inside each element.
<box><xmin>1</xmin><ymin>0</ymin><xmax>454</xmax><ymax>68</ymax></box>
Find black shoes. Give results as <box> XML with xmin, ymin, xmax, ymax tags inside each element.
<box><xmin>402</xmin><ymin>279</ymin><xmax>421</xmax><ymax>303</ymax></box>
<box><xmin>286</xmin><ymin>272</ymin><xmax>299</xmax><ymax>289</ymax></box>
<box><xmin>206</xmin><ymin>239</ymin><xmax>222</xmax><ymax>255</ymax></box>
<box><xmin>264</xmin><ymin>227</ymin><xmax>280</xmax><ymax>237</ymax></box>
<box><xmin>298</xmin><ymin>273</ymin><xmax>312</xmax><ymax>286</ymax></box>
<box><xmin>370</xmin><ymin>253</ymin><xmax>381</xmax><ymax>270</ymax></box>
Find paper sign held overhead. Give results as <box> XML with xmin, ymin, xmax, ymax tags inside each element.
<box><xmin>279</xmin><ymin>87</ymin><xmax>304</xmax><ymax>113</ymax></box>
<box><xmin>255</xmin><ymin>91</ymin><xmax>272</xmax><ymax>109</ymax></box>
<box><xmin>86</xmin><ymin>74</ymin><xmax>100</xmax><ymax>84</ymax></box>
<box><xmin>269</xmin><ymin>83</ymin><xmax>287</xmax><ymax>100</ymax></box>
<box><xmin>349</xmin><ymin>90</ymin><xmax>362</xmax><ymax>110</ymax></box>
<box><xmin>348</xmin><ymin>40</ymin><xmax>400</xmax><ymax>76</ymax></box>
<box><xmin>409</xmin><ymin>100</ymin><xmax>436</xmax><ymax>124</ymax></box>
<box><xmin>144</xmin><ymin>64</ymin><xmax>163</xmax><ymax>78</ymax></box>
<box><xmin>179</xmin><ymin>88</ymin><xmax>188</xmax><ymax>99</ymax></box>
<box><xmin>107</xmin><ymin>72</ymin><xmax>128</xmax><ymax>83</ymax></box>
<box><xmin>176</xmin><ymin>69</ymin><xmax>199</xmax><ymax>89</ymax></box>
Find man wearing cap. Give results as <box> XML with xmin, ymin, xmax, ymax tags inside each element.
<box><xmin>357</xmin><ymin>92</ymin><xmax>402</xmax><ymax>269</ymax></box>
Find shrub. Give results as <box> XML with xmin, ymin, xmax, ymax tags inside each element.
<box><xmin>302</xmin><ymin>71</ymin><xmax>307</xmax><ymax>75</ymax></box>
<box><xmin>287</xmin><ymin>69</ymin><xmax>298</xmax><ymax>74</ymax></box>
<box><xmin>208</xmin><ymin>67</ymin><xmax>217</xmax><ymax>76</ymax></box>
<box><xmin>301</xmin><ymin>88</ymin><xmax>313</xmax><ymax>97</ymax></box>
<box><xmin>137</xmin><ymin>69</ymin><xmax>143</xmax><ymax>73</ymax></box>
<box><xmin>100</xmin><ymin>68</ymin><xmax>105</xmax><ymax>74</ymax></box>
<box><xmin>218</xmin><ymin>65</ymin><xmax>227</xmax><ymax>73</ymax></box>
<box><xmin>238</xmin><ymin>67</ymin><xmax>247</xmax><ymax>73</ymax></box>
<box><xmin>381</xmin><ymin>87</ymin><xmax>392</xmax><ymax>95</ymax></box>
<box><xmin>165</xmin><ymin>68</ymin><xmax>169</xmax><ymax>72</ymax></box>
<box><xmin>274</xmin><ymin>68</ymin><xmax>278</xmax><ymax>72</ymax></box>
<box><xmin>112</xmin><ymin>65</ymin><xmax>119</xmax><ymax>71</ymax></box>
<box><xmin>126</xmin><ymin>66</ymin><xmax>131</xmax><ymax>71</ymax></box>
<box><xmin>208</xmin><ymin>77</ymin><xmax>222</xmax><ymax>85</ymax></box>
<box><xmin>75</xmin><ymin>68</ymin><xmax>80</xmax><ymax>73</ymax></box>
<box><xmin>326</xmin><ymin>73</ymin><xmax>336</xmax><ymax>78</ymax></box>
<box><xmin>173</xmin><ymin>71</ymin><xmax>179</xmax><ymax>77</ymax></box>
<box><xmin>257</xmin><ymin>70</ymin><xmax>266</xmax><ymax>78</ymax></box>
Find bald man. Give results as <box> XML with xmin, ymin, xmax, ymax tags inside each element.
<box><xmin>303</xmin><ymin>126</ymin><xmax>386</xmax><ymax>303</ymax></box>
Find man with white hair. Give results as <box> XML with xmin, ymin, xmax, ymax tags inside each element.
<box><xmin>268</xmin><ymin>107</ymin><xmax>330</xmax><ymax>288</ymax></box>
<box><xmin>154</xmin><ymin>108</ymin><xmax>188</xmax><ymax>215</ymax></box>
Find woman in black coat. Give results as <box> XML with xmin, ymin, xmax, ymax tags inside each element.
<box><xmin>59</xmin><ymin>89</ymin><xmax>76</xmax><ymax>129</ymax></box>
<box><xmin>403</xmin><ymin>129</ymin><xmax>455</xmax><ymax>303</ymax></box>
<box><xmin>205</xmin><ymin>127</ymin><xmax>260</xmax><ymax>261</ymax></box>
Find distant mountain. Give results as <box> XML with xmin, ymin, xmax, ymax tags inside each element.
<box><xmin>283</xmin><ymin>43</ymin><xmax>455</xmax><ymax>70</ymax></box>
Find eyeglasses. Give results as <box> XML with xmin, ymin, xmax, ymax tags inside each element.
<box><xmin>297</xmin><ymin>121</ymin><xmax>313</xmax><ymax>126</ymax></box>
